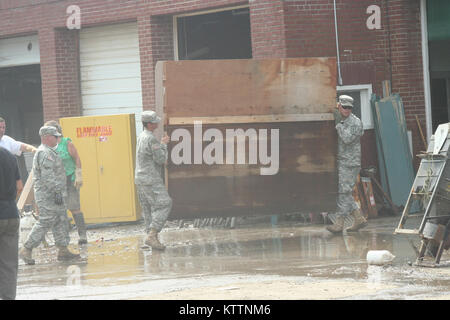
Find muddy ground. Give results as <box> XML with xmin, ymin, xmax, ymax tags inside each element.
<box><xmin>16</xmin><ymin>215</ymin><xmax>450</xmax><ymax>300</ymax></box>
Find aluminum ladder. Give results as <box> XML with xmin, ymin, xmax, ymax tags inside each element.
<box><xmin>394</xmin><ymin>123</ymin><xmax>450</xmax><ymax>267</ymax></box>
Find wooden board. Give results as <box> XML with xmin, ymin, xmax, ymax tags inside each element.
<box><xmin>155</xmin><ymin>58</ymin><xmax>338</xmax><ymax>219</ymax></box>
<box><xmin>169</xmin><ymin>113</ymin><xmax>334</xmax><ymax>125</ymax></box>
<box><xmin>16</xmin><ymin>171</ymin><xmax>35</xmax><ymax>212</ymax></box>
<box><xmin>354</xmin><ymin>175</ymin><xmax>378</xmax><ymax>219</ymax></box>
<box><xmin>361</xmin><ymin>177</ymin><xmax>378</xmax><ymax>218</ymax></box>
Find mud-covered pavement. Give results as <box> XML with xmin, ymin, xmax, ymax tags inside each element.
<box><xmin>16</xmin><ymin>216</ymin><xmax>450</xmax><ymax>300</ymax></box>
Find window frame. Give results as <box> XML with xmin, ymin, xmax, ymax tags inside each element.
<box><xmin>172</xmin><ymin>5</ymin><xmax>250</xmax><ymax>61</ymax></box>
<box><xmin>337</xmin><ymin>84</ymin><xmax>374</xmax><ymax>130</ymax></box>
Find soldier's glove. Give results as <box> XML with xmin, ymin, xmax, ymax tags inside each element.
<box><xmin>74</xmin><ymin>168</ymin><xmax>83</xmax><ymax>190</ymax></box>
<box><xmin>54</xmin><ymin>191</ymin><xmax>63</xmax><ymax>205</ymax></box>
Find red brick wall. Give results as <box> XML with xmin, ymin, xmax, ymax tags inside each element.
<box><xmin>282</xmin><ymin>0</ymin><xmax>423</xmax><ymax>112</ymax></box>
<box><xmin>138</xmin><ymin>14</ymin><xmax>174</xmax><ymax>112</ymax></box>
<box><xmin>0</xmin><ymin>0</ymin><xmax>245</xmax><ymax>117</ymax></box>
<box><xmin>38</xmin><ymin>27</ymin><xmax>59</xmax><ymax>121</ymax></box>
<box><xmin>249</xmin><ymin>0</ymin><xmax>287</xmax><ymax>58</ymax></box>
<box><xmin>281</xmin><ymin>0</ymin><xmax>424</xmax><ymax>167</ymax></box>
<box><xmin>38</xmin><ymin>28</ymin><xmax>81</xmax><ymax>121</ymax></box>
<box><xmin>55</xmin><ymin>28</ymin><xmax>81</xmax><ymax>120</ymax></box>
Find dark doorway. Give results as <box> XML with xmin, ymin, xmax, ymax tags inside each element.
<box><xmin>428</xmin><ymin>40</ymin><xmax>450</xmax><ymax>132</ymax></box>
<box><xmin>0</xmin><ymin>64</ymin><xmax>43</xmax><ymax>145</ymax></box>
<box><xmin>0</xmin><ymin>64</ymin><xmax>43</xmax><ymax>180</ymax></box>
<box><xmin>430</xmin><ymin>78</ymin><xmax>449</xmax><ymax>131</ymax></box>
<box><xmin>176</xmin><ymin>7</ymin><xmax>252</xmax><ymax>60</ymax></box>
<box><xmin>427</xmin><ymin>0</ymin><xmax>450</xmax><ymax>132</ymax></box>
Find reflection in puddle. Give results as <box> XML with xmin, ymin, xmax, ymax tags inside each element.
<box><xmin>16</xmin><ymin>223</ymin><xmax>450</xmax><ymax>299</ymax></box>
<box><xmin>21</xmin><ymin>228</ymin><xmax>415</xmax><ymax>279</ymax></box>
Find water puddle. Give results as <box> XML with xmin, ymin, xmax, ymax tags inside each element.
<box><xmin>16</xmin><ymin>218</ymin><xmax>450</xmax><ymax>299</ymax></box>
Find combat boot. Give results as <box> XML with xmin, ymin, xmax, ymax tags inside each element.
<box><xmin>73</xmin><ymin>212</ymin><xmax>88</xmax><ymax>245</ymax></box>
<box><xmin>346</xmin><ymin>209</ymin><xmax>367</xmax><ymax>232</ymax></box>
<box><xmin>57</xmin><ymin>246</ymin><xmax>81</xmax><ymax>261</ymax></box>
<box><xmin>19</xmin><ymin>247</ymin><xmax>35</xmax><ymax>265</ymax></box>
<box><xmin>326</xmin><ymin>216</ymin><xmax>345</xmax><ymax>234</ymax></box>
<box><xmin>145</xmin><ymin>229</ymin><xmax>166</xmax><ymax>250</ymax></box>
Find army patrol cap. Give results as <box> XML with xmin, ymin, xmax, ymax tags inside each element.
<box><xmin>141</xmin><ymin>110</ymin><xmax>161</xmax><ymax>123</ymax></box>
<box><xmin>39</xmin><ymin>126</ymin><xmax>62</xmax><ymax>137</ymax></box>
<box><xmin>339</xmin><ymin>95</ymin><xmax>354</xmax><ymax>108</ymax></box>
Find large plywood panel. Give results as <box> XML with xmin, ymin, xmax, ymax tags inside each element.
<box><xmin>156</xmin><ymin>58</ymin><xmax>338</xmax><ymax>219</ymax></box>
<box><xmin>167</xmin><ymin>122</ymin><xmax>337</xmax><ymax>219</ymax></box>
<box><xmin>158</xmin><ymin>58</ymin><xmax>336</xmax><ymax>118</ymax></box>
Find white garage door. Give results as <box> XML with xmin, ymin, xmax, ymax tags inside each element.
<box><xmin>80</xmin><ymin>22</ymin><xmax>143</xmax><ymax>135</ymax></box>
<box><xmin>0</xmin><ymin>35</ymin><xmax>40</xmax><ymax>68</ymax></box>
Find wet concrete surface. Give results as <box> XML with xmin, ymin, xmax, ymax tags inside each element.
<box><xmin>16</xmin><ymin>216</ymin><xmax>450</xmax><ymax>300</ymax></box>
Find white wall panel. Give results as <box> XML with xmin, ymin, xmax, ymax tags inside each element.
<box><xmin>80</xmin><ymin>22</ymin><xmax>143</xmax><ymax>136</ymax></box>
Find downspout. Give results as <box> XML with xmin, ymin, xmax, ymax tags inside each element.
<box><xmin>333</xmin><ymin>0</ymin><xmax>343</xmax><ymax>86</ymax></box>
<box><xmin>385</xmin><ymin>0</ymin><xmax>393</xmax><ymax>86</ymax></box>
<box><xmin>420</xmin><ymin>0</ymin><xmax>432</xmax><ymax>141</ymax></box>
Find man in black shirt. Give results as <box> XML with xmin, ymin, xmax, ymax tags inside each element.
<box><xmin>0</xmin><ymin>146</ymin><xmax>23</xmax><ymax>300</ymax></box>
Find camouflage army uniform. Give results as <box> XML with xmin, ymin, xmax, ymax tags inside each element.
<box><xmin>135</xmin><ymin>130</ymin><xmax>172</xmax><ymax>233</ymax></box>
<box><xmin>23</xmin><ymin>144</ymin><xmax>70</xmax><ymax>249</ymax></box>
<box><xmin>335</xmin><ymin>109</ymin><xmax>364</xmax><ymax>217</ymax></box>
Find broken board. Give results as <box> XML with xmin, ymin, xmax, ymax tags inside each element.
<box><xmin>16</xmin><ymin>171</ymin><xmax>36</xmax><ymax>213</ymax></box>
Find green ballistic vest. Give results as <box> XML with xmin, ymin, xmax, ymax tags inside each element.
<box><xmin>56</xmin><ymin>137</ymin><xmax>76</xmax><ymax>181</ymax></box>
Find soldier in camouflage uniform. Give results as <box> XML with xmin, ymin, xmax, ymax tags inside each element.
<box><xmin>135</xmin><ymin>111</ymin><xmax>172</xmax><ymax>250</ymax></box>
<box><xmin>327</xmin><ymin>95</ymin><xmax>367</xmax><ymax>234</ymax></box>
<box><xmin>19</xmin><ymin>126</ymin><xmax>80</xmax><ymax>265</ymax></box>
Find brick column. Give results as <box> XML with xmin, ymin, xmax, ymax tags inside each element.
<box><xmin>138</xmin><ymin>14</ymin><xmax>174</xmax><ymax>112</ymax></box>
<box><xmin>39</xmin><ymin>27</ymin><xmax>81</xmax><ymax>122</ymax></box>
<box><xmin>250</xmin><ymin>0</ymin><xmax>287</xmax><ymax>59</ymax></box>
<box><xmin>39</xmin><ymin>27</ymin><xmax>59</xmax><ymax>121</ymax></box>
<box><xmin>386</xmin><ymin>0</ymin><xmax>424</xmax><ymax>167</ymax></box>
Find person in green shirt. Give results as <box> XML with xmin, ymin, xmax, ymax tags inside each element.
<box><xmin>44</xmin><ymin>120</ymin><xmax>87</xmax><ymax>244</ymax></box>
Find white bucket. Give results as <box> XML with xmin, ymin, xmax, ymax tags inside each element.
<box><xmin>366</xmin><ymin>250</ymin><xmax>395</xmax><ymax>265</ymax></box>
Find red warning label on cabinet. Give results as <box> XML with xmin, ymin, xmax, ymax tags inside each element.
<box><xmin>76</xmin><ymin>125</ymin><xmax>113</xmax><ymax>138</ymax></box>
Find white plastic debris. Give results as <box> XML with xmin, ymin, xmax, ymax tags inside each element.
<box><xmin>20</xmin><ymin>212</ymin><xmax>36</xmax><ymax>246</ymax></box>
<box><xmin>366</xmin><ymin>250</ymin><xmax>395</xmax><ymax>265</ymax></box>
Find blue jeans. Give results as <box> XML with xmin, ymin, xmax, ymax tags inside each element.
<box><xmin>0</xmin><ymin>218</ymin><xmax>20</xmax><ymax>300</ymax></box>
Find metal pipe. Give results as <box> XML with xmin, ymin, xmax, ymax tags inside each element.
<box><xmin>385</xmin><ymin>0</ymin><xmax>393</xmax><ymax>86</ymax></box>
<box><xmin>420</xmin><ymin>0</ymin><xmax>433</xmax><ymax>141</ymax></box>
<box><xmin>333</xmin><ymin>0</ymin><xmax>343</xmax><ymax>86</ymax></box>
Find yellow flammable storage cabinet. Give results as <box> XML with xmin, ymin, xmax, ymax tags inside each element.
<box><xmin>60</xmin><ymin>114</ymin><xmax>140</xmax><ymax>224</ymax></box>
